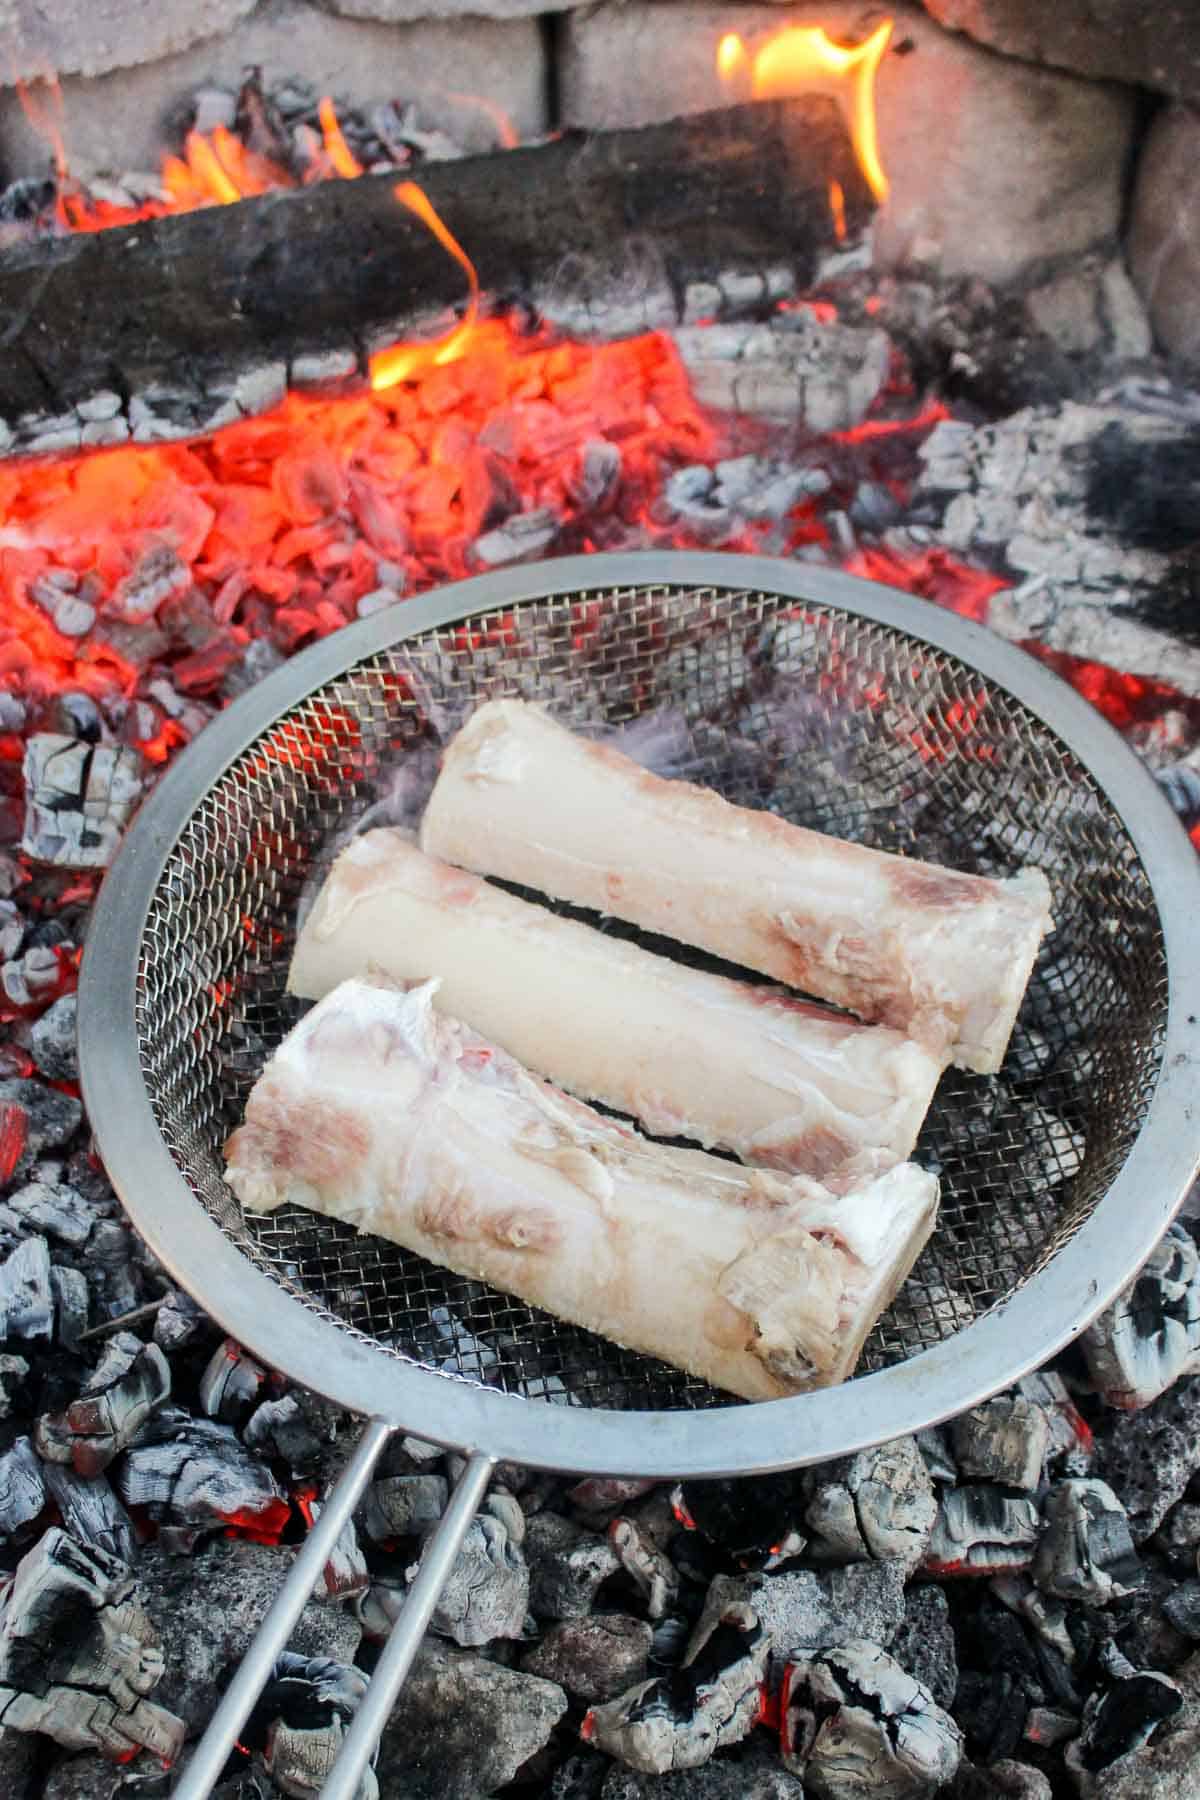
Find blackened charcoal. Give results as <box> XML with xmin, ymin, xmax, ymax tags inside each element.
<box><xmin>1034</xmin><ymin>1481</ymin><xmax>1142</xmax><ymax>1605</ymax></box>
<box><xmin>116</xmin><ymin>1414</ymin><xmax>286</xmax><ymax>1532</ymax></box>
<box><xmin>804</xmin><ymin>1437</ymin><xmax>937</xmax><ymax>1573</ymax></box>
<box><xmin>952</xmin><ymin>1399</ymin><xmax>1051</xmax><ymax>1492</ymax></box>
<box><xmin>0</xmin><ymin>1354</ymin><xmax>29</xmax><ymax>1418</ymax></box>
<box><xmin>0</xmin><ymin>1437</ymin><xmax>46</xmax><ymax>1537</ymax></box>
<box><xmin>674</xmin><ymin>1472</ymin><xmax>807</xmax><ymax>1567</ymax></box>
<box><xmin>1068</xmin><ymin>1664</ymin><xmax>1182</xmax><ymax>1773</ymax></box>
<box><xmin>428</xmin><ymin>1514</ymin><xmax>528</xmax><ymax>1647</ymax></box>
<box><xmin>153</xmin><ymin>1287</ymin><xmax>210</xmax><ymax>1351</ymax></box>
<box><xmin>1163</xmin><ymin>1578</ymin><xmax>1200</xmax><ymax>1637</ymax></box>
<box><xmin>780</xmin><ymin>1639</ymin><xmax>963</xmax><ymax>1796</ymax></box>
<box><xmin>250</xmin><ymin>1653</ymin><xmax>375</xmax><ymax>1800</ymax></box>
<box><xmin>1081</xmin><ymin>1225</ymin><xmax>1200</xmax><ymax>1410</ymax></box>
<box><xmin>50</xmin><ymin>1265</ymin><xmax>89</xmax><ymax>1350</ymax></box>
<box><xmin>925</xmin><ymin>1487</ymin><xmax>1041</xmax><ymax>1574</ymax></box>
<box><xmin>28</xmin><ymin>995</ymin><xmax>78</xmax><ymax>1083</ymax></box>
<box><xmin>583</xmin><ymin>1599</ymin><xmax>767</xmax><ymax>1774</ymax></box>
<box><xmin>522</xmin><ymin>1614</ymin><xmax>653</xmax><ymax>1703</ymax></box>
<box><xmin>0</xmin><ymin>1527</ymin><xmax>185</xmax><ymax>1762</ymax></box>
<box><xmin>243</xmin><ymin>1394</ymin><xmax>322</xmax><ymax>1475</ymax></box>
<box><xmin>610</xmin><ymin>1516</ymin><xmax>681</xmax><ymax>1621</ymax></box>
<box><xmin>527</xmin><ymin>1513</ymin><xmax>620</xmax><ymax>1622</ymax></box>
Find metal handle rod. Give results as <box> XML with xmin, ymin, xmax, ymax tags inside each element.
<box><xmin>320</xmin><ymin>1449</ymin><xmax>497</xmax><ymax>1800</ymax></box>
<box><xmin>174</xmin><ymin>1415</ymin><xmax>395</xmax><ymax>1800</ymax></box>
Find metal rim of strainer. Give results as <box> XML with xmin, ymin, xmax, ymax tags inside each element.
<box><xmin>79</xmin><ymin>552</ymin><xmax>1200</xmax><ymax>1477</ymax></box>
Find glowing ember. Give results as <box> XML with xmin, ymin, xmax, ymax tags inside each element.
<box><xmin>317</xmin><ymin>97</ymin><xmax>364</xmax><ymax>181</ymax></box>
<box><xmin>717</xmin><ymin>17</ymin><xmax>894</xmax><ymax>202</ymax></box>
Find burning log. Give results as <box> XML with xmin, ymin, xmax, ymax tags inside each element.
<box><xmin>924</xmin><ymin>1487</ymin><xmax>1041</xmax><ymax>1576</ymax></box>
<box><xmin>0</xmin><ymin>99</ymin><xmax>871</xmax><ymax>452</ymax></box>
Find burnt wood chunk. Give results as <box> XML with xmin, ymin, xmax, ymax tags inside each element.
<box><xmin>0</xmin><ymin>99</ymin><xmax>870</xmax><ymax>441</ymax></box>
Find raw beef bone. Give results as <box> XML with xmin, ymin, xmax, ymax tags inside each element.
<box><xmin>225</xmin><ymin>977</ymin><xmax>939</xmax><ymax>1400</ymax></box>
<box><xmin>289</xmin><ymin>830</ymin><xmax>948</xmax><ymax>1180</ymax></box>
<box><xmin>420</xmin><ymin>701</ymin><xmax>1053</xmax><ymax>1074</ymax></box>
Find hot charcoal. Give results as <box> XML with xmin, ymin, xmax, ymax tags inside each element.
<box><xmin>0</xmin><ymin>36</ymin><xmax>1200</xmax><ymax>1799</ymax></box>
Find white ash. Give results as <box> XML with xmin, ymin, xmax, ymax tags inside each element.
<box><xmin>256</xmin><ymin>1653</ymin><xmax>378</xmax><ymax>1800</ymax></box>
<box><xmin>1033</xmin><ymin>1480</ymin><xmax>1143</xmax><ymax>1605</ymax></box>
<box><xmin>152</xmin><ymin>1287</ymin><xmax>209</xmax><ymax>1352</ymax></box>
<box><xmin>803</xmin><ymin>1437</ymin><xmax>937</xmax><ymax>1575</ymax></box>
<box><xmin>1017</xmin><ymin>1372</ymin><xmax>1095</xmax><ymax>1474</ymax></box>
<box><xmin>925</xmin><ymin>1487</ymin><xmax>1042</xmax><ymax>1574</ymax></box>
<box><xmin>672</xmin><ymin>314</ymin><xmax>890</xmax><ymax>431</ymax></box>
<box><xmin>198</xmin><ymin>1337</ymin><xmax>268</xmax><ymax>1422</ymax></box>
<box><xmin>1080</xmin><ymin>1224</ymin><xmax>1200</xmax><ymax>1410</ymax></box>
<box><xmin>0</xmin><ymin>1236</ymin><xmax>55</xmax><ymax>1342</ymax></box>
<box><xmin>584</xmin><ymin>1595</ymin><xmax>768</xmax><ymax>1775</ymax></box>
<box><xmin>951</xmin><ymin>1398</ymin><xmax>1052</xmax><ymax>1493</ymax></box>
<box><xmin>21</xmin><ymin>735</ymin><xmax>144</xmax><ymax>869</ymax></box>
<box><xmin>527</xmin><ymin>1512</ymin><xmax>621</xmax><ymax>1622</ymax></box>
<box><xmin>243</xmin><ymin>1394</ymin><xmax>322</xmax><ymax>1475</ymax></box>
<box><xmin>780</xmin><ymin>1638</ymin><xmax>963</xmax><ymax>1797</ymax></box>
<box><xmin>610</xmin><ymin>1516</ymin><xmax>680</xmax><ymax>1622</ymax></box>
<box><xmin>0</xmin><ymin>1527</ymin><xmax>185</xmax><ymax>1763</ymax></box>
<box><xmin>4</xmin><ymin>1176</ymin><xmax>96</xmax><ymax>1248</ymax></box>
<box><xmin>473</xmin><ymin>505</ymin><xmax>560</xmax><ymax>568</ymax></box>
<box><xmin>423</xmin><ymin>1512</ymin><xmax>529</xmax><ymax>1647</ymax></box>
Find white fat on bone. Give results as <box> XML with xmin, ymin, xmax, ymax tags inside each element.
<box><xmin>288</xmin><ymin>829</ymin><xmax>947</xmax><ymax>1180</ymax></box>
<box><xmin>419</xmin><ymin>699</ymin><xmax>1053</xmax><ymax>1074</ymax></box>
<box><xmin>225</xmin><ymin>977</ymin><xmax>939</xmax><ymax>1401</ymax></box>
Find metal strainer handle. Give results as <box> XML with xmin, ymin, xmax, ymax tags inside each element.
<box><xmin>172</xmin><ymin>1421</ymin><xmax>495</xmax><ymax>1798</ymax></box>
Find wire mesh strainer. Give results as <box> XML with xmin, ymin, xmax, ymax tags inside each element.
<box><xmin>78</xmin><ymin>552</ymin><xmax>1200</xmax><ymax>1797</ymax></box>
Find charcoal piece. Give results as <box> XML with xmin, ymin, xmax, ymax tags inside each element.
<box><xmin>41</xmin><ymin>1466</ymin><xmax>137</xmax><ymax>1562</ymax></box>
<box><xmin>0</xmin><ymin>1354</ymin><xmax>28</xmax><ymax>1417</ymax></box>
<box><xmin>0</xmin><ymin>1235</ymin><xmax>54</xmax><ymax>1340</ymax></box>
<box><xmin>804</xmin><ymin>1437</ymin><xmax>937</xmax><ymax>1573</ymax></box>
<box><xmin>527</xmin><ymin>1512</ymin><xmax>621</xmax><ymax>1622</ymax></box>
<box><xmin>1081</xmin><ymin>1225</ymin><xmax>1200</xmax><ymax>1410</ymax></box>
<box><xmin>426</xmin><ymin>1513</ymin><xmax>528</xmax><ymax>1647</ymax></box>
<box><xmin>1024</xmin><ymin>1705</ymin><xmax>1077</xmax><ymax>1748</ymax></box>
<box><xmin>243</xmin><ymin>1394</ymin><xmax>322</xmax><ymax>1475</ymax></box>
<box><xmin>0</xmin><ymin>1726</ymin><xmax>38</xmax><ymax>1800</ymax></box>
<box><xmin>952</xmin><ymin>1398</ymin><xmax>1051</xmax><ymax>1492</ymax></box>
<box><xmin>523</xmin><ymin>1615</ymin><xmax>654</xmax><ymax>1702</ymax></box>
<box><xmin>1106</xmin><ymin>1560</ymin><xmax>1191</xmax><ymax>1675</ymax></box>
<box><xmin>153</xmin><ymin>1287</ymin><xmax>209</xmax><ymax>1351</ymax></box>
<box><xmin>780</xmin><ymin>1638</ymin><xmax>963</xmax><ymax>1797</ymax></box>
<box><xmin>198</xmin><ymin>1337</ymin><xmax>267</xmax><ymax>1421</ymax></box>
<box><xmin>28</xmin><ymin>994</ymin><xmax>78</xmax><ymax>1082</ymax></box>
<box><xmin>473</xmin><ymin>506</ymin><xmax>560</xmax><ymax>567</ymax></box>
<box><xmin>116</xmin><ymin>1415</ymin><xmax>286</xmax><ymax>1532</ymax></box>
<box><xmin>1096</xmin><ymin>1376</ymin><xmax>1200</xmax><ymax>1544</ymax></box>
<box><xmin>925</xmin><ymin>1486</ymin><xmax>1041</xmax><ymax>1574</ymax></box>
<box><xmin>1164</xmin><ymin>1579</ymin><xmax>1200</xmax><ymax>1638</ymax></box>
<box><xmin>5</xmin><ymin>1177</ymin><xmax>95</xmax><ymax>1247</ymax></box>
<box><xmin>1068</xmin><ymin>1665</ymin><xmax>1183</xmax><ymax>1773</ymax></box>
<box><xmin>1084</xmin><ymin>423</ymin><xmax>1200</xmax><ymax>553</ymax></box>
<box><xmin>673</xmin><ymin>1472</ymin><xmax>806</xmax><ymax>1567</ymax></box>
<box><xmin>0</xmin><ymin>1527</ymin><xmax>184</xmax><ymax>1762</ymax></box>
<box><xmin>1</xmin><ymin>947</ymin><xmax>64</xmax><ymax>1011</ymax></box>
<box><xmin>375</xmin><ymin>1641</ymin><xmax>566</xmax><ymax>1800</ymax></box>
<box><xmin>136</xmin><ymin>1539</ymin><xmax>362</xmax><ymax>1733</ymax></box>
<box><xmin>949</xmin><ymin>1762</ymin><xmax>1053</xmax><ymax>1799</ymax></box>
<box><xmin>485</xmin><ymin>1488</ymin><xmax>525</xmax><ymax>1545</ymax></box>
<box><xmin>663</xmin><ymin>466</ymin><xmax>733</xmax><ymax>540</ymax></box>
<box><xmin>302</xmin><ymin>1496</ymin><xmax>369</xmax><ymax>1602</ymax></box>
<box><xmin>888</xmin><ymin>1585</ymin><xmax>959</xmax><ymax>1711</ymax></box>
<box><xmin>0</xmin><ymin>1081</ymin><xmax>81</xmax><ymax>1173</ymax></box>
<box><xmin>610</xmin><ymin>1517</ymin><xmax>680</xmax><ymax>1621</ymax></box>
<box><xmin>20</xmin><ymin>736</ymin><xmax>143</xmax><ymax>870</ymax></box>
<box><xmin>37</xmin><ymin>1336</ymin><xmax>170</xmax><ymax>1477</ymax></box>
<box><xmin>1154</xmin><ymin>1501</ymin><xmax>1200</xmax><ymax>1571</ymax></box>
<box><xmin>359</xmin><ymin>1473</ymin><xmax>448</xmax><ymax>1544</ymax></box>
<box><xmin>596</xmin><ymin>1742</ymin><xmax>808</xmax><ymax>1797</ymax></box>
<box><xmin>50</xmin><ymin>1265</ymin><xmax>89</xmax><ymax>1349</ymax></box>
<box><xmin>249</xmin><ymin>1653</ymin><xmax>376</xmax><ymax>1800</ymax></box>
<box><xmin>583</xmin><ymin>1594</ymin><xmax>768</xmax><ymax>1774</ymax></box>
<box><xmin>991</xmin><ymin>1574</ymin><xmax>1079</xmax><ymax>1667</ymax></box>
<box><xmin>1016</xmin><ymin>1372</ymin><xmax>1094</xmax><ymax>1473</ymax></box>
<box><xmin>916</xmin><ymin>1427</ymin><xmax>958</xmax><ymax>1486</ymax></box>
<box><xmin>0</xmin><ymin>1437</ymin><xmax>45</xmax><ymax>1536</ymax></box>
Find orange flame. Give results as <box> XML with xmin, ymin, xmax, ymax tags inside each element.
<box><xmin>442</xmin><ymin>91</ymin><xmax>520</xmax><ymax>151</ymax></box>
<box><xmin>717</xmin><ymin>17</ymin><xmax>893</xmax><ymax>202</ymax></box>
<box><xmin>368</xmin><ymin>183</ymin><xmax>481</xmax><ymax>391</ymax></box>
<box><xmin>318</xmin><ymin>96</ymin><xmax>364</xmax><ymax>179</ymax></box>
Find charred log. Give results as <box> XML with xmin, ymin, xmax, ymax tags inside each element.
<box><xmin>0</xmin><ymin>99</ymin><xmax>871</xmax><ymax>453</ymax></box>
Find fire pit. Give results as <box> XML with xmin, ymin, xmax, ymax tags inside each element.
<box><xmin>3</xmin><ymin>6</ymin><xmax>1200</xmax><ymax>1797</ymax></box>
